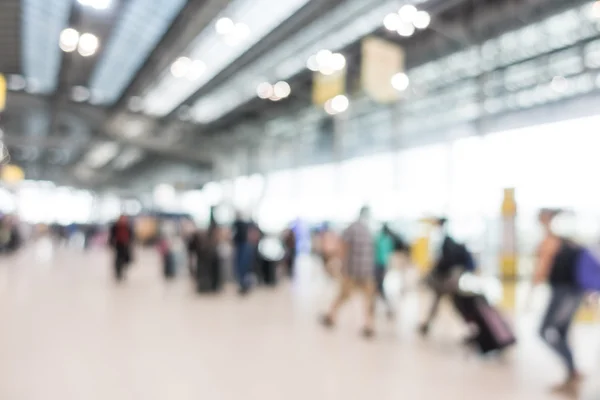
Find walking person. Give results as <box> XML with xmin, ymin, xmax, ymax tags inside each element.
<box><xmin>232</xmin><ymin>212</ymin><xmax>252</xmax><ymax>295</ymax></box>
<box><xmin>320</xmin><ymin>206</ymin><xmax>376</xmax><ymax>339</ymax></box>
<box><xmin>109</xmin><ymin>215</ymin><xmax>134</xmax><ymax>282</ymax></box>
<box><xmin>534</xmin><ymin>209</ymin><xmax>584</xmax><ymax>396</ymax></box>
<box><xmin>375</xmin><ymin>223</ymin><xmax>396</xmax><ymax>319</ymax></box>
<box><xmin>419</xmin><ymin>217</ymin><xmax>471</xmax><ymax>336</ymax></box>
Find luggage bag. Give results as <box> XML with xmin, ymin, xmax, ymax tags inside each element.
<box><xmin>452</xmin><ymin>294</ymin><xmax>516</xmax><ymax>354</ymax></box>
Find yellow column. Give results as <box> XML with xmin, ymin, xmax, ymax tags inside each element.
<box><xmin>500</xmin><ymin>188</ymin><xmax>518</xmax><ymax>311</ymax></box>
<box><xmin>0</xmin><ymin>74</ymin><xmax>6</xmax><ymax>112</ymax></box>
<box><xmin>411</xmin><ymin>218</ymin><xmax>433</xmax><ymax>274</ymax></box>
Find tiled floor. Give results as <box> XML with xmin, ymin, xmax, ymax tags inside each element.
<box><xmin>0</xmin><ymin>242</ymin><xmax>598</xmax><ymax>399</ymax></box>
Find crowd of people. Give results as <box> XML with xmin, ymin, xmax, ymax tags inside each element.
<box><xmin>312</xmin><ymin>206</ymin><xmax>598</xmax><ymax>397</ymax></box>
<box><xmin>101</xmin><ymin>207</ymin><xmax>599</xmax><ymax>398</ymax></box>
<box><xmin>107</xmin><ymin>213</ymin><xmax>296</xmax><ymax>294</ymax></box>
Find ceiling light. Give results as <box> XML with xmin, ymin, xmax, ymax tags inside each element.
<box><xmin>398</xmin><ymin>5</ymin><xmax>418</xmax><ymax>23</ymax></box>
<box><xmin>397</xmin><ymin>23</ymin><xmax>415</xmax><ymax>37</ymax></box>
<box><xmin>383</xmin><ymin>13</ymin><xmax>401</xmax><ymax>31</ymax></box>
<box><xmin>307</xmin><ymin>55</ymin><xmax>319</xmax><ymax>71</ymax></box>
<box><xmin>330</xmin><ymin>94</ymin><xmax>349</xmax><ymax>113</ymax></box>
<box><xmin>315</xmin><ymin>49</ymin><xmax>333</xmax><ymax>66</ymax></box>
<box><xmin>170</xmin><ymin>57</ymin><xmax>191</xmax><ymax>78</ymax></box>
<box><xmin>77</xmin><ymin>33</ymin><xmax>99</xmax><ymax>56</ymax></box>
<box><xmin>59</xmin><ymin>28</ymin><xmax>80</xmax><ymax>52</ymax></box>
<box><xmin>215</xmin><ymin>17</ymin><xmax>235</xmax><ymax>35</ymax></box>
<box><xmin>391</xmin><ymin>72</ymin><xmax>410</xmax><ymax>91</ymax></box>
<box><xmin>273</xmin><ymin>81</ymin><xmax>291</xmax><ymax>98</ymax></box>
<box><xmin>257</xmin><ymin>82</ymin><xmax>273</xmax><ymax>99</ymax></box>
<box><xmin>269</xmin><ymin>95</ymin><xmax>282</xmax><ymax>102</ymax></box>
<box><xmin>187</xmin><ymin>60</ymin><xmax>206</xmax><ymax>81</ymax></box>
<box><xmin>330</xmin><ymin>53</ymin><xmax>346</xmax><ymax>70</ymax></box>
<box><xmin>71</xmin><ymin>86</ymin><xmax>90</xmax><ymax>102</ymax></box>
<box><xmin>413</xmin><ymin>11</ymin><xmax>431</xmax><ymax>29</ymax></box>
<box><xmin>233</xmin><ymin>23</ymin><xmax>250</xmax><ymax>40</ymax></box>
<box><xmin>324</xmin><ymin>99</ymin><xmax>336</xmax><ymax>115</ymax></box>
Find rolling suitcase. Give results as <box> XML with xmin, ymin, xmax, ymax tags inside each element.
<box><xmin>452</xmin><ymin>294</ymin><xmax>516</xmax><ymax>354</ymax></box>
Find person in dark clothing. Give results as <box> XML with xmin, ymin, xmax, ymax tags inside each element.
<box><xmin>534</xmin><ymin>209</ymin><xmax>584</xmax><ymax>395</ymax></box>
<box><xmin>232</xmin><ymin>213</ymin><xmax>252</xmax><ymax>294</ymax></box>
<box><xmin>282</xmin><ymin>228</ymin><xmax>297</xmax><ymax>278</ymax></box>
<box><xmin>188</xmin><ymin>229</ymin><xmax>221</xmax><ymax>293</ymax></box>
<box><xmin>419</xmin><ymin>217</ymin><xmax>470</xmax><ymax>336</ymax></box>
<box><xmin>109</xmin><ymin>215</ymin><xmax>134</xmax><ymax>282</ymax></box>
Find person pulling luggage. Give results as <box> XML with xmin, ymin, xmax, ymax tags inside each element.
<box><xmin>419</xmin><ymin>217</ymin><xmax>475</xmax><ymax>336</ymax></box>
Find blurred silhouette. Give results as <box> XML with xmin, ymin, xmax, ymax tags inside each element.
<box><xmin>374</xmin><ymin>223</ymin><xmax>395</xmax><ymax>319</ymax></box>
<box><xmin>419</xmin><ymin>217</ymin><xmax>476</xmax><ymax>336</ymax></box>
<box><xmin>232</xmin><ymin>212</ymin><xmax>254</xmax><ymax>295</ymax></box>
<box><xmin>109</xmin><ymin>215</ymin><xmax>134</xmax><ymax>282</ymax></box>
<box><xmin>534</xmin><ymin>208</ymin><xmax>584</xmax><ymax>396</ymax></box>
<box><xmin>321</xmin><ymin>206</ymin><xmax>376</xmax><ymax>339</ymax></box>
<box><xmin>188</xmin><ymin>228</ymin><xmax>221</xmax><ymax>293</ymax></box>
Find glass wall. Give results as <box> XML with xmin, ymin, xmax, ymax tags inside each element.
<box><xmin>204</xmin><ymin>114</ymin><xmax>600</xmax><ymax>253</ymax></box>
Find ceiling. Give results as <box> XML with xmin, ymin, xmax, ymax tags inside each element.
<box><xmin>0</xmin><ymin>0</ymin><xmax>595</xmax><ymax>193</ymax></box>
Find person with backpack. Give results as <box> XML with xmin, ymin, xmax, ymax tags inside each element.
<box><xmin>419</xmin><ymin>217</ymin><xmax>475</xmax><ymax>336</ymax></box>
<box><xmin>534</xmin><ymin>209</ymin><xmax>584</xmax><ymax>396</ymax></box>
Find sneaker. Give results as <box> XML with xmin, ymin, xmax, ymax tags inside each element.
<box><xmin>550</xmin><ymin>379</ymin><xmax>580</xmax><ymax>398</ymax></box>
<box><xmin>319</xmin><ymin>315</ymin><xmax>334</xmax><ymax>329</ymax></box>
<box><xmin>361</xmin><ymin>327</ymin><xmax>375</xmax><ymax>339</ymax></box>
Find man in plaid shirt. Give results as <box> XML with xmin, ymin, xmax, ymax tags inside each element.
<box><xmin>321</xmin><ymin>206</ymin><xmax>377</xmax><ymax>338</ymax></box>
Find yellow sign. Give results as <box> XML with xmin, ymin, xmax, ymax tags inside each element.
<box><xmin>1</xmin><ymin>164</ymin><xmax>24</xmax><ymax>184</ymax></box>
<box><xmin>361</xmin><ymin>36</ymin><xmax>405</xmax><ymax>103</ymax></box>
<box><xmin>312</xmin><ymin>69</ymin><xmax>346</xmax><ymax>106</ymax></box>
<box><xmin>0</xmin><ymin>74</ymin><xmax>6</xmax><ymax>112</ymax></box>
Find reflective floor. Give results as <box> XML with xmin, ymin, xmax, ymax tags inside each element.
<box><xmin>0</xmin><ymin>243</ymin><xmax>598</xmax><ymax>399</ymax></box>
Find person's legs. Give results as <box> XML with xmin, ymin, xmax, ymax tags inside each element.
<box><xmin>322</xmin><ymin>277</ymin><xmax>353</xmax><ymax>326</ymax></box>
<box><xmin>375</xmin><ymin>267</ymin><xmax>394</xmax><ymax>318</ymax></box>
<box><xmin>114</xmin><ymin>252</ymin><xmax>124</xmax><ymax>281</ymax></box>
<box><xmin>540</xmin><ymin>286</ymin><xmax>584</xmax><ymax>383</ymax></box>
<box><xmin>420</xmin><ymin>290</ymin><xmax>443</xmax><ymax>335</ymax></box>
<box><xmin>362</xmin><ymin>278</ymin><xmax>377</xmax><ymax>336</ymax></box>
<box><xmin>234</xmin><ymin>244</ymin><xmax>246</xmax><ymax>291</ymax></box>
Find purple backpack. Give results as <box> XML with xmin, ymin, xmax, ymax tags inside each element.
<box><xmin>576</xmin><ymin>246</ymin><xmax>600</xmax><ymax>292</ymax></box>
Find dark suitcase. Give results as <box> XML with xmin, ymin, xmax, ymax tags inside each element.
<box><xmin>163</xmin><ymin>253</ymin><xmax>176</xmax><ymax>279</ymax></box>
<box><xmin>452</xmin><ymin>294</ymin><xmax>516</xmax><ymax>354</ymax></box>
